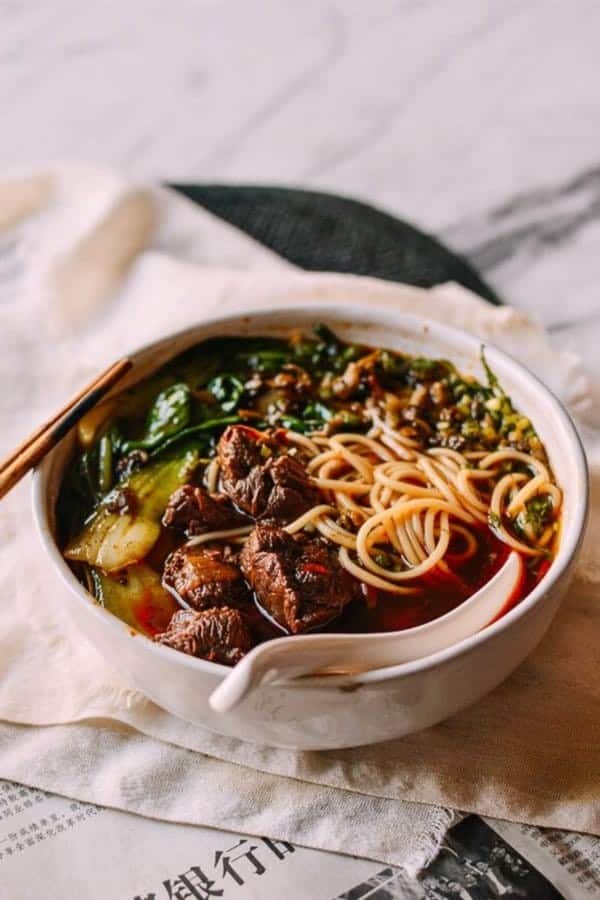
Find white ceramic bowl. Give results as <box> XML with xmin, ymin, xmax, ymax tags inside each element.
<box><xmin>33</xmin><ymin>304</ymin><xmax>589</xmax><ymax>750</ymax></box>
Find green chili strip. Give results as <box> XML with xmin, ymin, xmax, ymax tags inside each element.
<box><xmin>98</xmin><ymin>435</ymin><xmax>113</xmax><ymax>494</ymax></box>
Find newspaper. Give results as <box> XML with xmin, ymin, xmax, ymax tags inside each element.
<box><xmin>0</xmin><ymin>779</ymin><xmax>413</xmax><ymax>900</ymax></box>
<box><xmin>419</xmin><ymin>817</ymin><xmax>600</xmax><ymax>899</ymax></box>
<box><xmin>0</xmin><ymin>779</ymin><xmax>598</xmax><ymax>900</ymax></box>
<box><xmin>486</xmin><ymin>819</ymin><xmax>600</xmax><ymax>899</ymax></box>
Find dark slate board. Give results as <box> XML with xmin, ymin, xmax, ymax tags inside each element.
<box><xmin>168</xmin><ymin>183</ymin><xmax>500</xmax><ymax>305</ymax></box>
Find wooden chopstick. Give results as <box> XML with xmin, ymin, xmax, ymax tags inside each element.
<box><xmin>0</xmin><ymin>357</ymin><xmax>132</xmax><ymax>500</ymax></box>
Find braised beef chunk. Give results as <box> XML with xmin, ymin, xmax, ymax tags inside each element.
<box><xmin>162</xmin><ymin>545</ymin><xmax>250</xmax><ymax>611</ymax></box>
<box><xmin>262</xmin><ymin>455</ymin><xmax>320</xmax><ymax>521</ymax></box>
<box><xmin>162</xmin><ymin>484</ymin><xmax>247</xmax><ymax>536</ymax></box>
<box><xmin>217</xmin><ymin>425</ymin><xmax>320</xmax><ymax>523</ymax></box>
<box><xmin>239</xmin><ymin>525</ymin><xmax>356</xmax><ymax>634</ymax></box>
<box><xmin>155</xmin><ymin>607</ymin><xmax>252</xmax><ymax>665</ymax></box>
<box><xmin>218</xmin><ymin>424</ymin><xmax>268</xmax><ymax>480</ymax></box>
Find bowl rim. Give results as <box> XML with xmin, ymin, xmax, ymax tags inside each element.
<box><xmin>32</xmin><ymin>301</ymin><xmax>589</xmax><ymax>686</ymax></box>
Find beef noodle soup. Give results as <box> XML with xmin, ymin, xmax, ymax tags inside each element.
<box><xmin>58</xmin><ymin>326</ymin><xmax>562</xmax><ymax>666</ymax></box>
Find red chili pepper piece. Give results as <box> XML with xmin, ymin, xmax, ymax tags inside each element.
<box><xmin>299</xmin><ymin>562</ymin><xmax>331</xmax><ymax>576</ymax></box>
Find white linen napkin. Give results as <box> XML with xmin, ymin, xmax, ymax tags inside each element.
<box><xmin>0</xmin><ymin>165</ymin><xmax>597</xmax><ymax>873</ymax></box>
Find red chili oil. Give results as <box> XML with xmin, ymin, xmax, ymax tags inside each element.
<box><xmin>132</xmin><ymin>590</ymin><xmax>177</xmax><ymax>637</ymax></box>
<box><xmin>327</xmin><ymin>527</ymin><xmax>543</xmax><ymax>635</ymax></box>
<box><xmin>110</xmin><ymin>525</ymin><xmax>549</xmax><ymax>641</ymax></box>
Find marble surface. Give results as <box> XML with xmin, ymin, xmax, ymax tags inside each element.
<box><xmin>2</xmin><ymin>1</ymin><xmax>600</xmax><ymax>377</ymax></box>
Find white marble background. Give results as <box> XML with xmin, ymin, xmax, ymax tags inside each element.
<box><xmin>2</xmin><ymin>1</ymin><xmax>600</xmax><ymax>375</ymax></box>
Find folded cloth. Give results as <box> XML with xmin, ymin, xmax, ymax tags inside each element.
<box><xmin>0</xmin><ymin>721</ymin><xmax>457</xmax><ymax>875</ymax></box>
<box><xmin>0</xmin><ymin>165</ymin><xmax>598</xmax><ymax>873</ymax></box>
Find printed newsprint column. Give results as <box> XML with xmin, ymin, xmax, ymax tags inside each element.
<box><xmin>488</xmin><ymin>817</ymin><xmax>600</xmax><ymax>899</ymax></box>
<box><xmin>417</xmin><ymin>815</ymin><xmax>600</xmax><ymax>900</ymax></box>
<box><xmin>0</xmin><ymin>780</ymin><xmax>409</xmax><ymax>899</ymax></box>
<box><xmin>1</xmin><ymin>780</ymin><xmax>599</xmax><ymax>899</ymax></box>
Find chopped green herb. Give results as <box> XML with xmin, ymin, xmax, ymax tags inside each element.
<box><xmin>313</xmin><ymin>323</ymin><xmax>340</xmax><ymax>347</ymax></box>
<box><xmin>303</xmin><ymin>401</ymin><xmax>333</xmax><ymax>422</ymax></box>
<box><xmin>378</xmin><ymin>350</ymin><xmax>407</xmax><ymax>380</ymax></box>
<box><xmin>524</xmin><ymin>494</ymin><xmax>554</xmax><ymax>536</ymax></box>
<box><xmin>373</xmin><ymin>551</ymin><xmax>392</xmax><ymax>568</ymax></box>
<box><xmin>480</xmin><ymin>347</ymin><xmax>503</xmax><ymax>395</ymax></box>
<box><xmin>243</xmin><ymin>350</ymin><xmax>289</xmax><ymax>374</ymax></box>
<box><xmin>488</xmin><ymin>512</ymin><xmax>502</xmax><ymax>530</ymax></box>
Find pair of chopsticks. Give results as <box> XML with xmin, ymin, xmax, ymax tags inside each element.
<box><xmin>0</xmin><ymin>358</ymin><xmax>132</xmax><ymax>501</ymax></box>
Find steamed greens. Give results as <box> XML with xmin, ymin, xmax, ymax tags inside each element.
<box><xmin>92</xmin><ymin>564</ymin><xmax>176</xmax><ymax>636</ymax></box>
<box><xmin>65</xmin><ymin>451</ymin><xmax>198</xmax><ymax>571</ymax></box>
<box><xmin>121</xmin><ymin>383</ymin><xmax>192</xmax><ymax>453</ymax></box>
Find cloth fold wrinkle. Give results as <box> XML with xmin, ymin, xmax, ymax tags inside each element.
<box><xmin>0</xmin><ymin>164</ymin><xmax>598</xmax><ymax>873</ymax></box>
<box><xmin>0</xmin><ymin>721</ymin><xmax>458</xmax><ymax>877</ymax></box>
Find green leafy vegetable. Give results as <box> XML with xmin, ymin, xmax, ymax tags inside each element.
<box><xmin>80</xmin><ymin>448</ymin><xmax>100</xmax><ymax>504</ymax></box>
<box><xmin>147</xmin><ymin>382</ymin><xmax>191</xmax><ymax>437</ymax></box>
<box><xmin>68</xmin><ymin>511</ymin><xmax>161</xmax><ymax>573</ymax></box>
<box><xmin>92</xmin><ymin>564</ymin><xmax>177</xmax><ymax>636</ymax></box>
<box><xmin>229</xmin><ymin>337</ymin><xmax>292</xmax><ymax>375</ymax></box>
<box><xmin>280</xmin><ymin>401</ymin><xmax>332</xmax><ymax>434</ymax></box>
<box><xmin>65</xmin><ymin>450</ymin><xmax>198</xmax><ymax>571</ymax></box>
<box><xmin>169</xmin><ymin>342</ymin><xmax>228</xmax><ymax>390</ymax></box>
<box><xmin>207</xmin><ymin>374</ymin><xmax>246</xmax><ymax>412</ymax></box>
<box><xmin>56</xmin><ymin>447</ymin><xmax>100</xmax><ymax>542</ymax></box>
<box><xmin>147</xmin><ymin>415</ymin><xmax>242</xmax><ymax>458</ymax></box>
<box><xmin>122</xmin><ymin>383</ymin><xmax>191</xmax><ymax>453</ymax></box>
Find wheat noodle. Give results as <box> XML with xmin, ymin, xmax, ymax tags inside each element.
<box><xmin>282</xmin><ymin>420</ymin><xmax>562</xmax><ymax>585</ymax></box>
